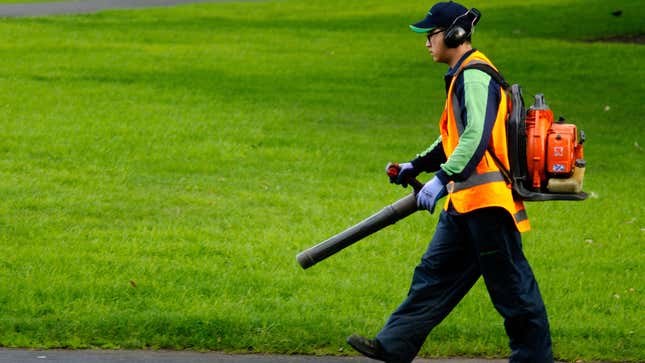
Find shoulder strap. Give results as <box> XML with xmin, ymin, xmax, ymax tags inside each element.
<box><xmin>462</xmin><ymin>62</ymin><xmax>513</xmax><ymax>184</ymax></box>
<box><xmin>456</xmin><ymin>61</ymin><xmax>514</xmax><ymax>185</ymax></box>
<box><xmin>462</xmin><ymin>63</ymin><xmax>510</xmax><ymax>89</ymax></box>
<box><xmin>487</xmin><ymin>145</ymin><xmax>512</xmax><ymax>185</ymax></box>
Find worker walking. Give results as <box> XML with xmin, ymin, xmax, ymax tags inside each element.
<box><xmin>347</xmin><ymin>2</ymin><xmax>553</xmax><ymax>362</ymax></box>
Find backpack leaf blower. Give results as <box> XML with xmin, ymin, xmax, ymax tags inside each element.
<box><xmin>464</xmin><ymin>63</ymin><xmax>587</xmax><ymax>201</ymax></box>
<box><xmin>512</xmin><ymin>93</ymin><xmax>587</xmax><ymax>200</ymax></box>
<box><xmin>297</xmin><ymin>72</ymin><xmax>588</xmax><ymax>269</ymax></box>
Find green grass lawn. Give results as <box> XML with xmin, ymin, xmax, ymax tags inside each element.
<box><xmin>0</xmin><ymin>0</ymin><xmax>643</xmax><ymax>361</ymax></box>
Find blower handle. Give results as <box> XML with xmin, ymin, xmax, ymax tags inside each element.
<box><xmin>386</xmin><ymin>162</ymin><xmax>424</xmax><ymax>192</ymax></box>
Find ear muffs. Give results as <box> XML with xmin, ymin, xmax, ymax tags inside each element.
<box><xmin>444</xmin><ymin>25</ymin><xmax>468</xmax><ymax>48</ymax></box>
<box><xmin>444</xmin><ymin>8</ymin><xmax>481</xmax><ymax>48</ymax></box>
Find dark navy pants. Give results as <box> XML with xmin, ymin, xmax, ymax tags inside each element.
<box><xmin>376</xmin><ymin>207</ymin><xmax>553</xmax><ymax>363</ymax></box>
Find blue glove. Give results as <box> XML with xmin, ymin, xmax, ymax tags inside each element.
<box><xmin>416</xmin><ymin>176</ymin><xmax>447</xmax><ymax>214</ymax></box>
<box><xmin>389</xmin><ymin>162</ymin><xmax>420</xmax><ymax>188</ymax></box>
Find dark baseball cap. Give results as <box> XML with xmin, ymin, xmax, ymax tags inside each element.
<box><xmin>410</xmin><ymin>1</ymin><xmax>469</xmax><ymax>33</ymax></box>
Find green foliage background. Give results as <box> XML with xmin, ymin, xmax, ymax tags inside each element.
<box><xmin>0</xmin><ymin>0</ymin><xmax>642</xmax><ymax>361</ymax></box>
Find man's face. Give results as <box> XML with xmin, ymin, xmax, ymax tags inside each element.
<box><xmin>425</xmin><ymin>28</ymin><xmax>448</xmax><ymax>63</ymax></box>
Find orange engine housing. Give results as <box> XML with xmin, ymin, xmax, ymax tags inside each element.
<box><xmin>525</xmin><ymin>94</ymin><xmax>584</xmax><ymax>190</ymax></box>
<box><xmin>546</xmin><ymin>123</ymin><xmax>577</xmax><ymax>176</ymax></box>
<box><xmin>525</xmin><ymin>96</ymin><xmax>553</xmax><ymax>189</ymax></box>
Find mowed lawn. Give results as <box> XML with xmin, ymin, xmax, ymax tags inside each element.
<box><xmin>0</xmin><ymin>0</ymin><xmax>642</xmax><ymax>361</ymax></box>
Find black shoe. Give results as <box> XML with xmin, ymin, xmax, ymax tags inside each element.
<box><xmin>346</xmin><ymin>334</ymin><xmax>388</xmax><ymax>362</ymax></box>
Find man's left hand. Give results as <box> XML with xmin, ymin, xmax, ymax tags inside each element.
<box><xmin>417</xmin><ymin>176</ymin><xmax>447</xmax><ymax>214</ymax></box>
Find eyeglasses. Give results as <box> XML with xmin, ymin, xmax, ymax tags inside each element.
<box><xmin>426</xmin><ymin>29</ymin><xmax>445</xmax><ymax>41</ymax></box>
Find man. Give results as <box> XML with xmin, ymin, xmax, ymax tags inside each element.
<box><xmin>347</xmin><ymin>2</ymin><xmax>553</xmax><ymax>363</ymax></box>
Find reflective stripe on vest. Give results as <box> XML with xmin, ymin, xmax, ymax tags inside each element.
<box><xmin>447</xmin><ymin>171</ymin><xmax>506</xmax><ymax>193</ymax></box>
<box><xmin>514</xmin><ymin>209</ymin><xmax>528</xmax><ymax>223</ymax></box>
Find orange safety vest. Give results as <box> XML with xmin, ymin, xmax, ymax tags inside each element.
<box><xmin>440</xmin><ymin>51</ymin><xmax>530</xmax><ymax>232</ymax></box>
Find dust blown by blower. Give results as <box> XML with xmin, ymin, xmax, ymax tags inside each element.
<box><xmin>297</xmin><ymin>86</ymin><xmax>587</xmax><ymax>270</ymax></box>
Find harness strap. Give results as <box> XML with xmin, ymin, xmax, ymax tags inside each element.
<box><xmin>462</xmin><ymin>62</ymin><xmax>510</xmax><ymax>89</ymax></box>
<box><xmin>462</xmin><ymin>62</ymin><xmax>515</xmax><ymax>186</ymax></box>
<box><xmin>487</xmin><ymin>145</ymin><xmax>513</xmax><ymax>185</ymax></box>
<box><xmin>450</xmin><ymin>61</ymin><xmax>515</xmax><ymax>187</ymax></box>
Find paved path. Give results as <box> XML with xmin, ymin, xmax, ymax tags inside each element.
<box><xmin>0</xmin><ymin>0</ymin><xmax>259</xmax><ymax>17</ymax></box>
<box><xmin>0</xmin><ymin>348</ymin><xmax>517</xmax><ymax>363</ymax></box>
